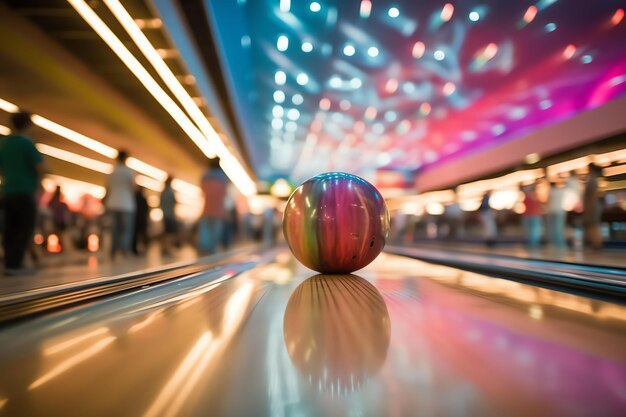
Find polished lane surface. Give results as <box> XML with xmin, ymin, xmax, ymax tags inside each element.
<box><xmin>0</xmin><ymin>251</ymin><xmax>625</xmax><ymax>416</ymax></box>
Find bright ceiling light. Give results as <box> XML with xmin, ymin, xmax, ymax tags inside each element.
<box><xmin>272</xmin><ymin>105</ymin><xmax>284</xmax><ymax>117</ymax></box>
<box><xmin>612</xmin><ymin>8</ymin><xmax>625</xmax><ymax>26</ymax></box>
<box><xmin>280</xmin><ymin>0</ymin><xmax>291</xmax><ymax>13</ymax></box>
<box><xmin>443</xmin><ymin>82</ymin><xmax>456</xmax><ymax>96</ymax></box>
<box><xmin>136</xmin><ymin>174</ymin><xmax>164</xmax><ymax>192</ymax></box>
<box><xmin>0</xmin><ymin>98</ymin><xmax>19</xmax><ymax>113</ymax></box>
<box><xmin>301</xmin><ymin>41</ymin><xmax>313</xmax><ymax>53</ymax></box>
<box><xmin>441</xmin><ymin>3</ymin><xmax>454</xmax><ymax>22</ymax></box>
<box><xmin>296</xmin><ymin>73</ymin><xmax>309</xmax><ymax>85</ymax></box>
<box><xmin>272</xmin><ymin>118</ymin><xmax>283</xmax><ymax>130</ymax></box>
<box><xmin>277</xmin><ymin>35</ymin><xmax>289</xmax><ymax>51</ymax></box>
<box><xmin>367</xmin><ymin>46</ymin><xmax>379</xmax><ymax>57</ymax></box>
<box><xmin>99</xmin><ymin>0</ymin><xmax>231</xmax><ymax>160</ymax></box>
<box><xmin>31</xmin><ymin>115</ymin><xmax>118</xmax><ymax>159</ymax></box>
<box><xmin>360</xmin><ymin>1</ymin><xmax>372</xmax><ymax>18</ymax></box>
<box><xmin>385</xmin><ymin>78</ymin><xmax>399</xmax><ymax>94</ymax></box>
<box><xmin>563</xmin><ymin>44</ymin><xmax>576</xmax><ymax>60</ymax></box>
<box><xmin>273</xmin><ymin>90</ymin><xmax>286</xmax><ymax>103</ymax></box>
<box><xmin>388</xmin><ymin>7</ymin><xmax>400</xmax><ymax>18</ymax></box>
<box><xmin>350</xmin><ymin>77</ymin><xmax>362</xmax><ymax>88</ymax></box>
<box><xmin>309</xmin><ymin>2</ymin><xmax>321</xmax><ymax>12</ymax></box>
<box><xmin>469</xmin><ymin>11</ymin><xmax>480</xmax><ymax>22</ymax></box>
<box><xmin>35</xmin><ymin>143</ymin><xmax>113</xmax><ymax>174</ymax></box>
<box><xmin>275</xmin><ymin>70</ymin><xmax>286</xmax><ymax>85</ymax></box>
<box><xmin>68</xmin><ymin>0</ymin><xmax>218</xmax><ymax>161</ymax></box>
<box><xmin>412</xmin><ymin>41</ymin><xmax>425</xmax><ymax>58</ymax></box>
<box><xmin>292</xmin><ymin>94</ymin><xmax>304</xmax><ymax>105</ymax></box>
<box><xmin>126</xmin><ymin>157</ymin><xmax>168</xmax><ymax>181</ymax></box>
<box><xmin>285</xmin><ymin>121</ymin><xmax>298</xmax><ymax>132</ymax></box>
<box><xmin>0</xmin><ymin>124</ymin><xmax>10</xmax><ymax>136</ymax></box>
<box><xmin>287</xmin><ymin>108</ymin><xmax>300</xmax><ymax>120</ymax></box>
<box><xmin>433</xmin><ymin>49</ymin><xmax>445</xmax><ymax>61</ymax></box>
<box><xmin>329</xmin><ymin>76</ymin><xmax>342</xmax><ymax>88</ymax></box>
<box><xmin>343</xmin><ymin>44</ymin><xmax>355</xmax><ymax>56</ymax></box>
<box><xmin>523</xmin><ymin>5</ymin><xmax>538</xmax><ymax>23</ymax></box>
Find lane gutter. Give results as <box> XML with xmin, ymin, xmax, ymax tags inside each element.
<box><xmin>386</xmin><ymin>245</ymin><xmax>626</xmax><ymax>304</ymax></box>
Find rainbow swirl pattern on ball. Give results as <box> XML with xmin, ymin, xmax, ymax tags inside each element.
<box><xmin>283</xmin><ymin>172</ymin><xmax>389</xmax><ymax>273</ymax></box>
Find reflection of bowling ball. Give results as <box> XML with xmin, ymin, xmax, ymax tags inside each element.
<box><xmin>283</xmin><ymin>172</ymin><xmax>389</xmax><ymax>273</ymax></box>
<box><xmin>283</xmin><ymin>274</ymin><xmax>390</xmax><ymax>392</ymax></box>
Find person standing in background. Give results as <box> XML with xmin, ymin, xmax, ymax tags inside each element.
<box><xmin>160</xmin><ymin>176</ymin><xmax>177</xmax><ymax>257</ymax></box>
<box><xmin>132</xmin><ymin>187</ymin><xmax>149</xmax><ymax>255</ymax></box>
<box><xmin>0</xmin><ymin>112</ymin><xmax>46</xmax><ymax>275</ymax></box>
<box><xmin>199</xmin><ymin>158</ymin><xmax>228</xmax><ymax>254</ymax></box>
<box><xmin>48</xmin><ymin>186</ymin><xmax>71</xmax><ymax>252</ymax></box>
<box><xmin>547</xmin><ymin>180</ymin><xmax>567</xmax><ymax>249</ymax></box>
<box><xmin>105</xmin><ymin>150</ymin><xmax>136</xmax><ymax>258</ymax></box>
<box><xmin>583</xmin><ymin>163</ymin><xmax>603</xmax><ymax>250</ymax></box>
<box><xmin>522</xmin><ymin>183</ymin><xmax>544</xmax><ymax>249</ymax></box>
<box><xmin>479</xmin><ymin>191</ymin><xmax>497</xmax><ymax>247</ymax></box>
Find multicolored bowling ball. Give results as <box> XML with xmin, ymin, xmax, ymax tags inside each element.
<box><xmin>283</xmin><ymin>172</ymin><xmax>389</xmax><ymax>273</ymax></box>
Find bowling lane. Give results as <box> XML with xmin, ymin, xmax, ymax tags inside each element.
<box><xmin>1</xmin><ymin>250</ymin><xmax>625</xmax><ymax>417</ymax></box>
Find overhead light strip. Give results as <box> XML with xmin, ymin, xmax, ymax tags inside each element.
<box><xmin>103</xmin><ymin>0</ymin><xmax>229</xmax><ymax>159</ymax></box>
<box><xmin>66</xmin><ymin>0</ymin><xmax>216</xmax><ymax>159</ymax></box>
<box><xmin>0</xmin><ymin>97</ymin><xmax>198</xmax><ymax>196</ymax></box>
<box><xmin>87</xmin><ymin>0</ymin><xmax>256</xmax><ymax>196</ymax></box>
<box><xmin>36</xmin><ymin>143</ymin><xmax>113</xmax><ymax>174</ymax></box>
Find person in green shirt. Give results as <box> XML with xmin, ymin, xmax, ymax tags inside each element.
<box><xmin>0</xmin><ymin>112</ymin><xmax>45</xmax><ymax>275</ymax></box>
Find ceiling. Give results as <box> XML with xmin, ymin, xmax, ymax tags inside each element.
<box><xmin>205</xmin><ymin>0</ymin><xmax>626</xmax><ymax>183</ymax></box>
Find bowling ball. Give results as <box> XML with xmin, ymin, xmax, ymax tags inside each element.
<box><xmin>283</xmin><ymin>274</ymin><xmax>390</xmax><ymax>392</ymax></box>
<box><xmin>283</xmin><ymin>172</ymin><xmax>389</xmax><ymax>274</ymax></box>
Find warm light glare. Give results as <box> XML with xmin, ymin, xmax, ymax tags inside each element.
<box><xmin>611</xmin><ymin>8</ymin><xmax>624</xmax><ymax>25</ymax></box>
<box><xmin>0</xmin><ymin>98</ymin><xmax>19</xmax><ymax>113</ymax></box>
<box><xmin>385</xmin><ymin>78</ymin><xmax>399</xmax><ymax>94</ymax></box>
<box><xmin>319</xmin><ymin>97</ymin><xmax>331</xmax><ymax>110</ymax></box>
<box><xmin>523</xmin><ymin>5</ymin><xmax>538</xmax><ymax>23</ymax></box>
<box><xmin>126</xmin><ymin>157</ymin><xmax>167</xmax><ymax>181</ymax></box>
<box><xmin>87</xmin><ymin>234</ymin><xmax>99</xmax><ymax>252</ymax></box>
<box><xmin>0</xmin><ymin>124</ymin><xmax>11</xmax><ymax>136</ymax></box>
<box><xmin>412</xmin><ymin>41</ymin><xmax>425</xmax><ymax>58</ymax></box>
<box><xmin>443</xmin><ymin>82</ymin><xmax>456</xmax><ymax>96</ymax></box>
<box><xmin>563</xmin><ymin>44</ymin><xmax>576</xmax><ymax>59</ymax></box>
<box><xmin>36</xmin><ymin>144</ymin><xmax>113</xmax><ymax>174</ymax></box>
<box><xmin>31</xmin><ymin>115</ymin><xmax>118</xmax><ymax>159</ymax></box>
<box><xmin>79</xmin><ymin>0</ymin><xmax>219</xmax><ymax>159</ymax></box>
<box><xmin>360</xmin><ymin>0</ymin><xmax>372</xmax><ymax>18</ymax></box>
<box><xmin>441</xmin><ymin>3</ymin><xmax>454</xmax><ymax>22</ymax></box>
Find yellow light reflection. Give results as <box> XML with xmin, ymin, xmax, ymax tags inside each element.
<box><xmin>43</xmin><ymin>327</ymin><xmax>109</xmax><ymax>356</ymax></box>
<box><xmin>30</xmin><ymin>336</ymin><xmax>116</xmax><ymax>390</ymax></box>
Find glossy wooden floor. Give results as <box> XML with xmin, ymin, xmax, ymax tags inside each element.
<box><xmin>0</xmin><ymin>250</ymin><xmax>625</xmax><ymax>416</ymax></box>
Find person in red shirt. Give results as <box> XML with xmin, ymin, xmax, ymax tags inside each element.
<box><xmin>198</xmin><ymin>158</ymin><xmax>229</xmax><ymax>254</ymax></box>
<box><xmin>522</xmin><ymin>183</ymin><xmax>544</xmax><ymax>248</ymax></box>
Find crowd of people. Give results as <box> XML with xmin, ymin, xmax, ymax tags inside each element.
<box><xmin>396</xmin><ymin>166</ymin><xmax>608</xmax><ymax>251</ymax></box>
<box><xmin>0</xmin><ymin>111</ymin><xmax>253</xmax><ymax>276</ymax></box>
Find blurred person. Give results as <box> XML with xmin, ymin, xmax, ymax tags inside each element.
<box><xmin>160</xmin><ymin>176</ymin><xmax>177</xmax><ymax>256</ymax></box>
<box><xmin>105</xmin><ymin>150</ymin><xmax>136</xmax><ymax>258</ymax></box>
<box><xmin>132</xmin><ymin>187</ymin><xmax>149</xmax><ymax>255</ymax></box>
<box><xmin>479</xmin><ymin>191</ymin><xmax>497</xmax><ymax>246</ymax></box>
<box><xmin>522</xmin><ymin>184</ymin><xmax>543</xmax><ymax>248</ymax></box>
<box><xmin>446</xmin><ymin>189</ymin><xmax>464</xmax><ymax>240</ymax></box>
<box><xmin>199</xmin><ymin>158</ymin><xmax>228</xmax><ymax>254</ymax></box>
<box><xmin>583</xmin><ymin>163</ymin><xmax>603</xmax><ymax>250</ymax></box>
<box><xmin>547</xmin><ymin>181</ymin><xmax>567</xmax><ymax>249</ymax></box>
<box><xmin>48</xmin><ymin>186</ymin><xmax>71</xmax><ymax>252</ymax></box>
<box><xmin>0</xmin><ymin>112</ymin><xmax>45</xmax><ymax>275</ymax></box>
<box><xmin>221</xmin><ymin>183</ymin><xmax>237</xmax><ymax>250</ymax></box>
